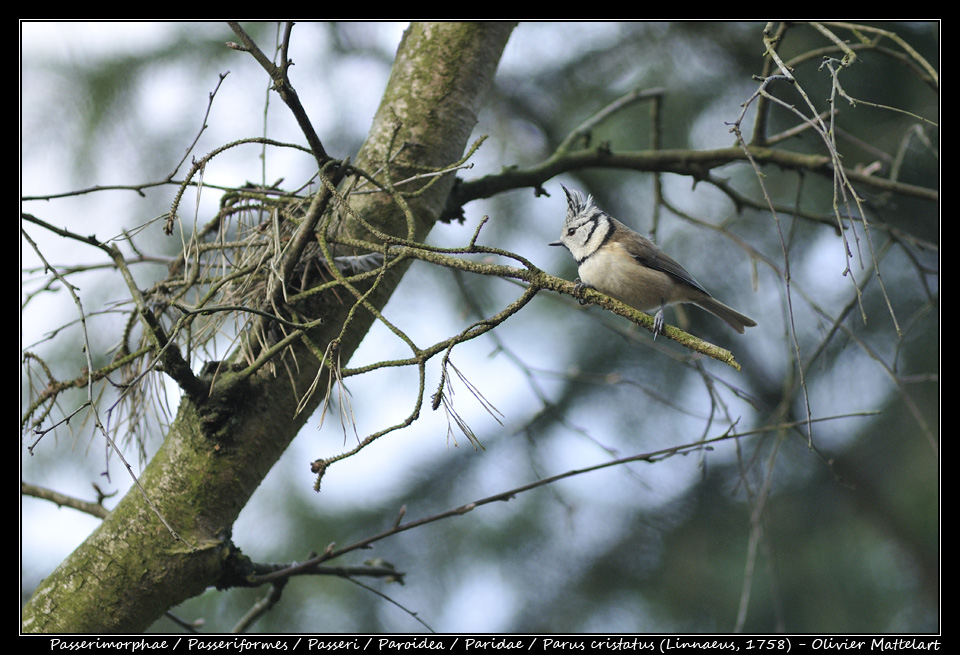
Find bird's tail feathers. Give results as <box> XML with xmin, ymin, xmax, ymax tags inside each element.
<box><xmin>694</xmin><ymin>297</ymin><xmax>757</xmax><ymax>334</ymax></box>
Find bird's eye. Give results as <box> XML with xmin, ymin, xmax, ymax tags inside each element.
<box><xmin>566</xmin><ymin>228</ymin><xmax>576</xmax><ymax>236</ymax></box>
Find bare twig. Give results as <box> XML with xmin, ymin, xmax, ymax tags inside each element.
<box><xmin>284</xmin><ymin>413</ymin><xmax>876</xmax><ymax>580</ymax></box>
<box><xmin>21</xmin><ymin>226</ymin><xmax>191</xmax><ymax>547</ymax></box>
<box><xmin>21</xmin><ymin>482</ymin><xmax>112</xmax><ymax>519</ymax></box>
<box><xmin>227</xmin><ymin>21</ymin><xmax>331</xmax><ymax>167</ymax></box>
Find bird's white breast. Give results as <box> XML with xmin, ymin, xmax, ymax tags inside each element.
<box><xmin>578</xmin><ymin>242</ymin><xmax>678</xmax><ymax>312</ymax></box>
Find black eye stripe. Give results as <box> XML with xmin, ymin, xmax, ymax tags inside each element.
<box><xmin>569</xmin><ymin>210</ymin><xmax>613</xmax><ymax>265</ymax></box>
<box><xmin>577</xmin><ymin>211</ymin><xmax>610</xmax><ymax>243</ymax></box>
<box><xmin>571</xmin><ymin>211</ymin><xmax>599</xmax><ymax>238</ymax></box>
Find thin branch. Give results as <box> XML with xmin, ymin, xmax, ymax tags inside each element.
<box><xmin>445</xmin><ymin>144</ymin><xmax>936</xmax><ymax>218</ymax></box>
<box><xmin>21</xmin><ymin>227</ymin><xmax>191</xmax><ymax>547</ymax></box>
<box><xmin>227</xmin><ymin>21</ymin><xmax>330</xmax><ymax>167</ymax></box>
<box><xmin>276</xmin><ymin>413</ymin><xmax>876</xmax><ymax>582</ymax></box>
<box><xmin>729</xmin><ymin>87</ymin><xmax>815</xmax><ymax>446</ymax></box>
<box><xmin>232</xmin><ymin>581</ymin><xmax>286</xmax><ymax>633</ymax></box>
<box><xmin>21</xmin><ymin>482</ymin><xmax>112</xmax><ymax>519</ymax></box>
<box><xmin>556</xmin><ymin>86</ymin><xmax>666</xmax><ymax>154</ymax></box>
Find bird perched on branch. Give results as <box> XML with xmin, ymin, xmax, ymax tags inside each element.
<box><xmin>550</xmin><ymin>185</ymin><xmax>756</xmax><ymax>336</ymax></box>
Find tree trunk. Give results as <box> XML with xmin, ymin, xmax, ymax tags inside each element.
<box><xmin>21</xmin><ymin>21</ymin><xmax>515</xmax><ymax>634</ymax></box>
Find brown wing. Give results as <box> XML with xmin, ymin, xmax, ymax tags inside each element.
<box><xmin>616</xmin><ymin>221</ymin><xmax>710</xmax><ymax>296</ymax></box>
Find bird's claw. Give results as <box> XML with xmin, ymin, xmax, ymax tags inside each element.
<box><xmin>573</xmin><ymin>278</ymin><xmax>593</xmax><ymax>306</ymax></box>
